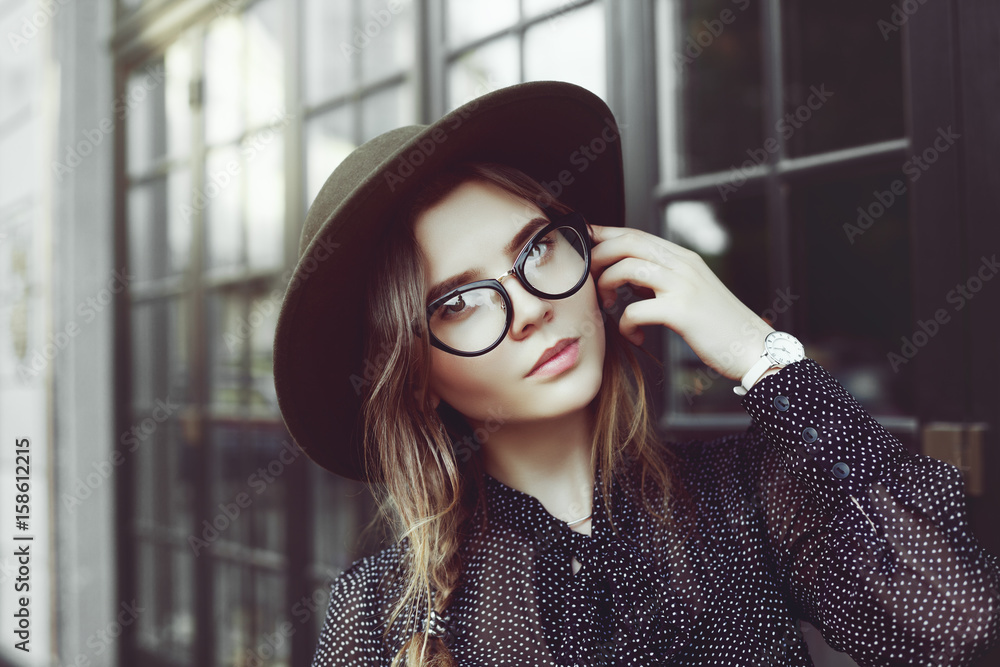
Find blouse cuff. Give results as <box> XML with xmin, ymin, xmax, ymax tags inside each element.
<box><xmin>739</xmin><ymin>358</ymin><xmax>910</xmax><ymax>519</ymax></box>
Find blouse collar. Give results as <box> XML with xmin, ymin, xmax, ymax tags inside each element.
<box><xmin>481</xmin><ymin>462</ymin><xmax>637</xmax><ymax>548</ymax></box>
<box><xmin>478</xmin><ymin>462</ymin><xmax>694</xmax><ymax>662</ymax></box>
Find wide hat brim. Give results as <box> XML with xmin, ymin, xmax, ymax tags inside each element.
<box><xmin>273</xmin><ymin>80</ymin><xmax>626</xmax><ymax>482</ymax></box>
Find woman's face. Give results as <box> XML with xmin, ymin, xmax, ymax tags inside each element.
<box><xmin>413</xmin><ymin>179</ymin><xmax>607</xmax><ymax>428</ymax></box>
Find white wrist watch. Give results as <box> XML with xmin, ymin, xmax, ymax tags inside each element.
<box><xmin>733</xmin><ymin>331</ymin><xmax>806</xmax><ymax>396</ymax></box>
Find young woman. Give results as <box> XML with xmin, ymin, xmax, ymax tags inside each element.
<box><xmin>273</xmin><ymin>81</ymin><xmax>1000</xmax><ymax>666</ymax></box>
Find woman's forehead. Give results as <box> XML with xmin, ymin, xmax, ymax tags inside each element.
<box><xmin>413</xmin><ymin>180</ymin><xmax>544</xmax><ymax>266</ymax></box>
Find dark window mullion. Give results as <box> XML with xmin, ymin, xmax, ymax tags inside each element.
<box><xmin>760</xmin><ymin>0</ymin><xmax>793</xmax><ymax>330</ymax></box>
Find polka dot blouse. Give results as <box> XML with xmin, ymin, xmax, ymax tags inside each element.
<box><xmin>312</xmin><ymin>359</ymin><xmax>1000</xmax><ymax>665</ymax></box>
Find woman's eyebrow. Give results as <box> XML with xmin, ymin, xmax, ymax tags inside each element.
<box><xmin>504</xmin><ymin>216</ymin><xmax>549</xmax><ymax>256</ymax></box>
<box><xmin>426</xmin><ymin>216</ymin><xmax>550</xmax><ymax>305</ymax></box>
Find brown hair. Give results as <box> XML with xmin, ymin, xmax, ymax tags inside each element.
<box><xmin>360</xmin><ymin>162</ymin><xmax>689</xmax><ymax>666</ymax></box>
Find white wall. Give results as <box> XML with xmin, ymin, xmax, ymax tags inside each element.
<box><xmin>0</xmin><ymin>0</ymin><xmax>118</xmax><ymax>665</ymax></box>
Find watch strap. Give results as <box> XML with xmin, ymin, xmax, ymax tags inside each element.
<box><xmin>733</xmin><ymin>354</ymin><xmax>777</xmax><ymax>396</ymax></box>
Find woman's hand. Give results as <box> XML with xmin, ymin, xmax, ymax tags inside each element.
<box><xmin>588</xmin><ymin>223</ymin><xmax>774</xmax><ymax>383</ymax></box>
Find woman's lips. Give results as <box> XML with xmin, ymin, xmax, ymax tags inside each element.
<box><xmin>527</xmin><ymin>338</ymin><xmax>580</xmax><ymax>378</ymax></box>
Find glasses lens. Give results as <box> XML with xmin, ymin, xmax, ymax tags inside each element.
<box><xmin>522</xmin><ymin>225</ymin><xmax>588</xmax><ymax>296</ymax></box>
<box><xmin>429</xmin><ymin>286</ymin><xmax>507</xmax><ymax>354</ymax></box>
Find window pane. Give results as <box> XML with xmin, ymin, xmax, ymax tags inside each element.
<box><xmin>524</xmin><ymin>0</ymin><xmax>578</xmax><ymax>18</ymax></box>
<box><xmin>249</xmin><ymin>427</ymin><xmax>289</xmax><ymax>553</ymax></box>
<box><xmin>663</xmin><ymin>196</ymin><xmax>770</xmax><ymax>414</ymax></box>
<box><xmin>168</xmin><ymin>168</ymin><xmax>193</xmax><ymax>276</ymax></box>
<box><xmin>204</xmin><ymin>145</ymin><xmax>244</xmax><ymax>271</ymax></box>
<box><xmin>446</xmin><ymin>0</ymin><xmax>518</xmax><ymax>47</ymax></box>
<box><xmin>655</xmin><ymin>0</ymin><xmax>763</xmax><ymax>180</ymax></box>
<box><xmin>303</xmin><ymin>0</ymin><xmax>353</xmax><ymax>105</ymax></box>
<box><xmin>448</xmin><ymin>36</ymin><xmax>519</xmax><ymax>111</ymax></box>
<box><xmin>164</xmin><ymin>295</ymin><xmax>190</xmax><ymax>534</ymax></box>
<box><xmin>167</xmin><ymin>420</ymin><xmax>194</xmax><ymax>534</ymax></box>
<box><xmin>133</xmin><ymin>410</ymin><xmax>156</xmax><ymax>528</ymax></box>
<box><xmin>131</xmin><ymin>301</ymin><xmax>157</xmax><ymax>411</ymax></box>
<box><xmin>137</xmin><ymin>541</ymin><xmax>160</xmax><ymax>650</ymax></box>
<box><xmin>305</xmin><ymin>105</ymin><xmax>355</xmax><ymax>208</ymax></box>
<box><xmin>167</xmin><ymin>296</ymin><xmax>190</xmax><ymax>404</ymax></box>
<box><xmin>249</xmin><ymin>290</ymin><xmax>281</xmax><ymax>419</ymax></box>
<box><xmin>214</xmin><ymin>561</ymin><xmax>250</xmax><ymax>666</ymax></box>
<box><xmin>791</xmin><ymin>172</ymin><xmax>912</xmax><ymax>414</ymax></box>
<box><xmin>130</xmin><ymin>172</ymin><xmax>189</xmax><ymax>282</ymax></box>
<box><xmin>255</xmin><ymin>572</ymin><xmax>290</xmax><ymax>664</ymax></box>
<box><xmin>128</xmin><ymin>178</ymin><xmax>167</xmax><ymax>285</ymax></box>
<box><xmin>209</xmin><ymin>423</ymin><xmax>252</xmax><ymax>547</ymax></box>
<box><xmin>360</xmin><ymin>83</ymin><xmax>414</xmax><ymax>142</ymax></box>
<box><xmin>207</xmin><ymin>290</ymin><xmax>245</xmax><ymax>416</ymax></box>
<box><xmin>165</xmin><ymin>35</ymin><xmax>193</xmax><ymax>162</ymax></box>
<box><xmin>312</xmin><ymin>469</ymin><xmax>366</xmax><ymax>572</ymax></box>
<box><xmin>782</xmin><ymin>0</ymin><xmax>904</xmax><ymax>156</ymax></box>
<box><xmin>245</xmin><ymin>0</ymin><xmax>286</xmax><ymax>131</ymax></box>
<box><xmin>245</xmin><ymin>128</ymin><xmax>285</xmax><ymax>272</ymax></box>
<box><xmin>524</xmin><ymin>3</ymin><xmax>606</xmax><ymax>101</ymax></box>
<box><xmin>126</xmin><ymin>59</ymin><xmax>167</xmax><ymax>175</ymax></box>
<box><xmin>168</xmin><ymin>550</ymin><xmax>195</xmax><ymax>656</ymax></box>
<box><xmin>205</xmin><ymin>16</ymin><xmax>245</xmax><ymax>146</ymax></box>
<box><xmin>360</xmin><ymin>0</ymin><xmax>415</xmax><ymax>84</ymax></box>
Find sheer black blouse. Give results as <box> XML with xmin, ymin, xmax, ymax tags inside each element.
<box><xmin>312</xmin><ymin>359</ymin><xmax>1000</xmax><ymax>666</ymax></box>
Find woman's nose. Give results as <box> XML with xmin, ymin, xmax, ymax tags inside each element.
<box><xmin>500</xmin><ymin>274</ymin><xmax>552</xmax><ymax>338</ymax></box>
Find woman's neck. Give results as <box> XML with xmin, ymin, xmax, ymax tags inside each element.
<box><xmin>471</xmin><ymin>408</ymin><xmax>595</xmax><ymax>535</ymax></box>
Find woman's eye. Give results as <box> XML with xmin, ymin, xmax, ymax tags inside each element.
<box><xmin>444</xmin><ymin>295</ymin><xmax>466</xmax><ymax>314</ymax></box>
<box><xmin>527</xmin><ymin>235</ymin><xmax>555</xmax><ymax>261</ymax></box>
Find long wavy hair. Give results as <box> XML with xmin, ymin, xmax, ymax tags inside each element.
<box><xmin>360</xmin><ymin>162</ymin><xmax>690</xmax><ymax>666</ymax></box>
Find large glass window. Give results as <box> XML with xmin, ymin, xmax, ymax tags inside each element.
<box><xmin>655</xmin><ymin>0</ymin><xmax>912</xmax><ymax>427</ymax></box>
<box><xmin>122</xmin><ymin>0</ymin><xmax>419</xmax><ymax>662</ymax></box>
<box><xmin>445</xmin><ymin>0</ymin><xmax>607</xmax><ymax>110</ymax></box>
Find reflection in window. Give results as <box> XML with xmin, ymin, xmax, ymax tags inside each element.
<box><xmin>245</xmin><ymin>129</ymin><xmax>286</xmax><ymax>272</ymax></box>
<box><xmin>204</xmin><ymin>16</ymin><xmax>245</xmax><ymax>146</ymax></box>
<box><xmin>360</xmin><ymin>0</ymin><xmax>416</xmax><ymax>83</ymax></box>
<box><xmin>446</xmin><ymin>0</ymin><xmax>608</xmax><ymax>111</ymax></box>
<box><xmin>791</xmin><ymin>173</ymin><xmax>912</xmax><ymax>414</ymax></box>
<box><xmin>207</xmin><ymin>291</ymin><xmax>246</xmax><ymax>417</ymax></box>
<box><xmin>447</xmin><ymin>0</ymin><xmax>518</xmax><ymax>47</ymax></box>
<box><xmin>664</xmin><ymin>196</ymin><xmax>769</xmax><ymax>415</ymax></box>
<box><xmin>203</xmin><ymin>145</ymin><xmax>243</xmax><ymax>271</ymax></box>
<box><xmin>245</xmin><ymin>0</ymin><xmax>286</xmax><ymax>130</ymax></box>
<box><xmin>249</xmin><ymin>290</ymin><xmax>281</xmax><ymax>419</ymax></box>
<box><xmin>164</xmin><ymin>36</ymin><xmax>193</xmax><ymax>162</ymax></box>
<box><xmin>361</xmin><ymin>84</ymin><xmax>415</xmax><ymax>142</ymax></box>
<box><xmin>305</xmin><ymin>106</ymin><xmax>356</xmax><ymax>207</ymax></box>
<box><xmin>782</xmin><ymin>0</ymin><xmax>904</xmax><ymax>157</ymax></box>
<box><xmin>303</xmin><ymin>0</ymin><xmax>353</xmax><ymax>105</ymax></box>
<box><xmin>655</xmin><ymin>0</ymin><xmax>763</xmax><ymax>179</ymax></box>
<box><xmin>524</xmin><ymin>2</ymin><xmax>606</xmax><ymax>101</ymax></box>
<box><xmin>126</xmin><ymin>60</ymin><xmax>166</xmax><ymax>175</ymax></box>
<box><xmin>448</xmin><ymin>36</ymin><xmax>520</xmax><ymax>111</ymax></box>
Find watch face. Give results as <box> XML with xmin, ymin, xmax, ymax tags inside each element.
<box><xmin>765</xmin><ymin>331</ymin><xmax>805</xmax><ymax>365</ymax></box>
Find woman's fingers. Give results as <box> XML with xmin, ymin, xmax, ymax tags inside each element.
<box><xmin>594</xmin><ymin>257</ymin><xmax>674</xmax><ymax>309</ymax></box>
<box><xmin>618</xmin><ymin>298</ymin><xmax>673</xmax><ymax>345</ymax></box>
<box><xmin>588</xmin><ymin>224</ymin><xmax>693</xmax><ymax>279</ymax></box>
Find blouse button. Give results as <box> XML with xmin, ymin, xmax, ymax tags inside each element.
<box><xmin>801</xmin><ymin>427</ymin><xmax>819</xmax><ymax>443</ymax></box>
<box><xmin>832</xmin><ymin>462</ymin><xmax>851</xmax><ymax>478</ymax></box>
<box><xmin>773</xmin><ymin>395</ymin><xmax>790</xmax><ymax>411</ymax></box>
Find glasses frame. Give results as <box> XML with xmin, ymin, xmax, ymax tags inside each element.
<box><xmin>425</xmin><ymin>211</ymin><xmax>593</xmax><ymax>357</ymax></box>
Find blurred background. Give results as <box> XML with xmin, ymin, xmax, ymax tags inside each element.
<box><xmin>0</xmin><ymin>0</ymin><xmax>998</xmax><ymax>665</ymax></box>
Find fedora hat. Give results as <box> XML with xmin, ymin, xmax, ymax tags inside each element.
<box><xmin>272</xmin><ymin>80</ymin><xmax>626</xmax><ymax>482</ymax></box>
